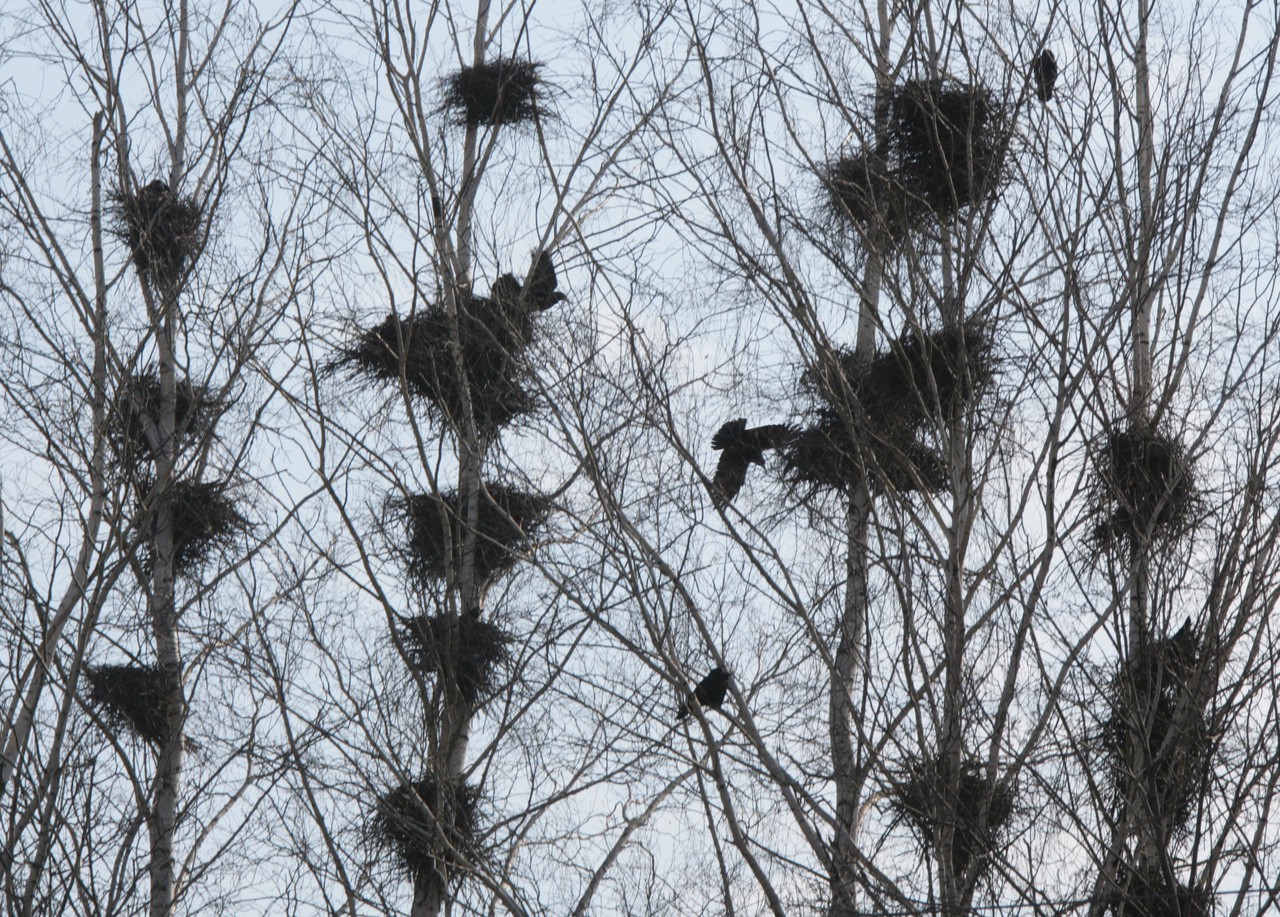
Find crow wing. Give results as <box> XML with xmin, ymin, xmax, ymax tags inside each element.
<box><xmin>744</xmin><ymin>423</ymin><xmax>795</xmax><ymax>452</ymax></box>
<box><xmin>711</xmin><ymin>451</ymin><xmax>750</xmax><ymax>508</ymax></box>
<box><xmin>526</xmin><ymin>252</ymin><xmax>567</xmax><ymax>310</ymax></box>
<box><xmin>711</xmin><ymin>418</ymin><xmax>748</xmax><ymax>451</ymax></box>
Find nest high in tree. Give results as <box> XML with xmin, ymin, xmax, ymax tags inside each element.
<box><xmin>108</xmin><ymin>369</ymin><xmax>222</xmax><ymax>469</ymax></box>
<box><xmin>331</xmin><ymin>291</ymin><xmax>541</xmax><ymax>431</ymax></box>
<box><xmin>136</xmin><ymin>477</ymin><xmax>251</xmax><ymax>575</ymax></box>
<box><xmin>1102</xmin><ymin>626</ymin><xmax>1212</xmax><ymax>836</ymax></box>
<box><xmin>825</xmin><ymin>152</ymin><xmax>921</xmax><ymax>242</ymax></box>
<box><xmin>891</xmin><ymin>756</ymin><xmax>1015</xmax><ymax>878</ymax></box>
<box><xmin>371</xmin><ymin>776</ymin><xmax>481</xmax><ymax>885</ymax></box>
<box><xmin>884</xmin><ymin>79</ymin><xmax>1009</xmax><ymax>217</ymax></box>
<box><xmin>783</xmin><ymin>417</ymin><xmax>949</xmax><ymax>496</ymax></box>
<box><xmin>1091</xmin><ymin>425</ymin><xmax>1198</xmax><ymax>549</ymax></box>
<box><xmin>397</xmin><ymin>613</ymin><xmax>511</xmax><ymax>706</ymax></box>
<box><xmin>442</xmin><ymin>57</ymin><xmax>545</xmax><ymax>127</ymax></box>
<box><xmin>110</xmin><ymin>180</ymin><xmax>203</xmax><ymax>285</ymax></box>
<box><xmin>84</xmin><ymin>663</ymin><xmax>178</xmax><ymax>745</ymax></box>
<box><xmin>392</xmin><ymin>484</ymin><xmax>552</xmax><ymax>587</ymax></box>
<box><xmin>1100</xmin><ymin>864</ymin><xmax>1212</xmax><ymax>917</ymax></box>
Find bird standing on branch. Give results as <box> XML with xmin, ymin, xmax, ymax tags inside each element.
<box><xmin>709</xmin><ymin>418</ymin><xmax>794</xmax><ymax>507</ymax></box>
<box><xmin>1031</xmin><ymin>49</ymin><xmax>1058</xmax><ymax>103</ymax></box>
<box><xmin>676</xmin><ymin>667</ymin><xmax>731</xmax><ymax>721</ymax></box>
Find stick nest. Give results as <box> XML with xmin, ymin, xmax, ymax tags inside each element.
<box><xmin>397</xmin><ymin>613</ymin><xmax>511</xmax><ymax>705</ymax></box>
<box><xmin>442</xmin><ymin>57</ymin><xmax>546</xmax><ymax>127</ymax></box>
<box><xmin>330</xmin><ymin>294</ymin><xmax>539</xmax><ymax>431</ymax></box>
<box><xmin>391</xmin><ymin>484</ymin><xmax>552</xmax><ymax>587</ymax></box>
<box><xmin>1091</xmin><ymin>425</ymin><xmax>1198</xmax><ymax>549</ymax></box>
<box><xmin>890</xmin><ymin>756</ymin><xmax>1015</xmax><ymax>878</ymax></box>
<box><xmin>84</xmin><ymin>663</ymin><xmax>178</xmax><ymax>745</ymax></box>
<box><xmin>371</xmin><ymin>776</ymin><xmax>481</xmax><ymax>885</ymax></box>
<box><xmin>108</xmin><ymin>369</ymin><xmax>222</xmax><ymax>468</ymax></box>
<box><xmin>824</xmin><ymin>153</ymin><xmax>921</xmax><ymax>242</ymax></box>
<box><xmin>1101</xmin><ymin>864</ymin><xmax>1213</xmax><ymax>917</ymax></box>
<box><xmin>1101</xmin><ymin>628</ymin><xmax>1211</xmax><ymax>835</ymax></box>
<box><xmin>110</xmin><ymin>180</ymin><xmax>203</xmax><ymax>284</ymax></box>
<box><xmin>136</xmin><ymin>477</ymin><xmax>251</xmax><ymax>575</ymax></box>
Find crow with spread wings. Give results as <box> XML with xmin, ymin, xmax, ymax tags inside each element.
<box><xmin>709</xmin><ymin>418</ymin><xmax>794</xmax><ymax>507</ymax></box>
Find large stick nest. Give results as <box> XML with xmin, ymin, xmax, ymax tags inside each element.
<box><xmin>890</xmin><ymin>756</ymin><xmax>1016</xmax><ymax>878</ymax></box>
<box><xmin>108</xmin><ymin>369</ymin><xmax>222</xmax><ymax>469</ymax></box>
<box><xmin>442</xmin><ymin>57</ymin><xmax>546</xmax><ymax>127</ymax></box>
<box><xmin>84</xmin><ymin>663</ymin><xmax>178</xmax><ymax>746</ymax></box>
<box><xmin>135</xmin><ymin>477</ymin><xmax>251</xmax><ymax>575</ymax></box>
<box><xmin>783</xmin><ymin>418</ymin><xmax>949</xmax><ymax>496</ymax></box>
<box><xmin>370</xmin><ymin>776</ymin><xmax>482</xmax><ymax>885</ymax></box>
<box><xmin>824</xmin><ymin>152</ymin><xmax>922</xmax><ymax>242</ymax></box>
<box><xmin>390</xmin><ymin>484</ymin><xmax>552</xmax><ymax>587</ymax></box>
<box><xmin>1090</xmin><ymin>425</ymin><xmax>1199</xmax><ymax>549</ymax></box>
<box><xmin>330</xmin><ymin>293</ymin><xmax>539</xmax><ymax>431</ymax></box>
<box><xmin>1100</xmin><ymin>864</ymin><xmax>1212</xmax><ymax>917</ymax></box>
<box><xmin>1101</xmin><ymin>627</ymin><xmax>1212</xmax><ymax>835</ymax></box>
<box><xmin>110</xmin><ymin>180</ymin><xmax>203</xmax><ymax>284</ymax></box>
<box><xmin>397</xmin><ymin>613</ymin><xmax>511</xmax><ymax>706</ymax></box>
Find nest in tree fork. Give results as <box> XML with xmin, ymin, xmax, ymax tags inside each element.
<box><xmin>397</xmin><ymin>613</ymin><xmax>511</xmax><ymax>705</ymax></box>
<box><xmin>782</xmin><ymin>416</ymin><xmax>949</xmax><ymax>496</ymax></box>
<box><xmin>891</xmin><ymin>756</ymin><xmax>1015</xmax><ymax>878</ymax></box>
<box><xmin>825</xmin><ymin>152</ymin><xmax>921</xmax><ymax>241</ymax></box>
<box><xmin>392</xmin><ymin>484</ymin><xmax>552</xmax><ymax>587</ymax></box>
<box><xmin>371</xmin><ymin>776</ymin><xmax>481</xmax><ymax>885</ymax></box>
<box><xmin>1100</xmin><ymin>864</ymin><xmax>1212</xmax><ymax>917</ymax></box>
<box><xmin>110</xmin><ymin>180</ymin><xmax>203</xmax><ymax>284</ymax></box>
<box><xmin>330</xmin><ymin>294</ymin><xmax>538</xmax><ymax>431</ymax></box>
<box><xmin>1091</xmin><ymin>425</ymin><xmax>1198</xmax><ymax>549</ymax></box>
<box><xmin>108</xmin><ymin>369</ymin><xmax>222</xmax><ymax>468</ymax></box>
<box><xmin>1102</xmin><ymin>628</ymin><xmax>1212</xmax><ymax>835</ymax></box>
<box><xmin>84</xmin><ymin>663</ymin><xmax>178</xmax><ymax>745</ymax></box>
<box><xmin>136</xmin><ymin>477</ymin><xmax>251</xmax><ymax>575</ymax></box>
<box><xmin>442</xmin><ymin>57</ymin><xmax>546</xmax><ymax>127</ymax></box>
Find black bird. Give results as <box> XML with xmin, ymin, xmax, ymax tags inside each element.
<box><xmin>676</xmin><ymin>667</ymin><xmax>731</xmax><ymax>721</ymax></box>
<box><xmin>491</xmin><ymin>272</ymin><xmax>522</xmax><ymax>306</ymax></box>
<box><xmin>525</xmin><ymin>251</ymin><xmax>567</xmax><ymax>311</ymax></box>
<box><xmin>710</xmin><ymin>418</ymin><xmax>794</xmax><ymax>507</ymax></box>
<box><xmin>1031</xmin><ymin>49</ymin><xmax>1058</xmax><ymax>103</ymax></box>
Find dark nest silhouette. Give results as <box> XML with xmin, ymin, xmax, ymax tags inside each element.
<box><xmin>1091</xmin><ymin>425</ymin><xmax>1198</xmax><ymax>549</ymax></box>
<box><xmin>1101</xmin><ymin>626</ymin><xmax>1212</xmax><ymax>835</ymax></box>
<box><xmin>442</xmin><ymin>56</ymin><xmax>546</xmax><ymax>127</ymax></box>
<box><xmin>84</xmin><ymin>663</ymin><xmax>177</xmax><ymax>745</ymax></box>
<box><xmin>371</xmin><ymin>776</ymin><xmax>481</xmax><ymax>885</ymax></box>
<box><xmin>890</xmin><ymin>756</ymin><xmax>1015</xmax><ymax>878</ymax></box>
<box><xmin>883</xmin><ymin>79</ymin><xmax>1010</xmax><ymax>217</ymax></box>
<box><xmin>391</xmin><ymin>484</ymin><xmax>552</xmax><ymax>587</ymax></box>
<box><xmin>397</xmin><ymin>613</ymin><xmax>511</xmax><ymax>706</ymax></box>
<box><xmin>108</xmin><ymin>369</ymin><xmax>222</xmax><ymax>468</ymax></box>
<box><xmin>824</xmin><ymin>152</ymin><xmax>921</xmax><ymax>241</ymax></box>
<box><xmin>110</xmin><ymin>180</ymin><xmax>203</xmax><ymax>284</ymax></box>
<box><xmin>136</xmin><ymin>477</ymin><xmax>251</xmax><ymax>575</ymax></box>
<box><xmin>330</xmin><ymin>294</ymin><xmax>539</xmax><ymax>430</ymax></box>
<box><xmin>1100</xmin><ymin>864</ymin><xmax>1212</xmax><ymax>917</ymax></box>
<box><xmin>782</xmin><ymin>417</ymin><xmax>948</xmax><ymax>496</ymax></box>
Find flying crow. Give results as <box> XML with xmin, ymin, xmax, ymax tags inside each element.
<box><xmin>676</xmin><ymin>667</ymin><xmax>731</xmax><ymax>721</ymax></box>
<box><xmin>710</xmin><ymin>418</ymin><xmax>794</xmax><ymax>507</ymax></box>
<box><xmin>525</xmin><ymin>251</ymin><xmax>567</xmax><ymax>311</ymax></box>
<box><xmin>1031</xmin><ymin>50</ymin><xmax>1058</xmax><ymax>103</ymax></box>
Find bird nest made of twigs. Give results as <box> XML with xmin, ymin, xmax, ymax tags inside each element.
<box><xmin>1100</xmin><ymin>864</ymin><xmax>1213</xmax><ymax>917</ymax></box>
<box><xmin>135</xmin><ymin>477</ymin><xmax>251</xmax><ymax>576</ymax></box>
<box><xmin>890</xmin><ymin>756</ymin><xmax>1015</xmax><ymax>877</ymax></box>
<box><xmin>397</xmin><ymin>613</ymin><xmax>512</xmax><ymax>706</ymax></box>
<box><xmin>782</xmin><ymin>416</ymin><xmax>949</xmax><ymax>497</ymax></box>
<box><xmin>1101</xmin><ymin>628</ymin><xmax>1212</xmax><ymax>834</ymax></box>
<box><xmin>824</xmin><ymin>152</ymin><xmax>922</xmax><ymax>242</ymax></box>
<box><xmin>390</xmin><ymin>484</ymin><xmax>552</xmax><ymax>587</ymax></box>
<box><xmin>110</xmin><ymin>180</ymin><xmax>203</xmax><ymax>285</ymax></box>
<box><xmin>1091</xmin><ymin>425</ymin><xmax>1199</xmax><ymax>550</ymax></box>
<box><xmin>108</xmin><ymin>369</ymin><xmax>222</xmax><ymax>469</ymax></box>
<box><xmin>84</xmin><ymin>663</ymin><xmax>178</xmax><ymax>745</ymax></box>
<box><xmin>442</xmin><ymin>57</ymin><xmax>546</xmax><ymax>127</ymax></box>
<box><xmin>330</xmin><ymin>294</ymin><xmax>539</xmax><ymax>431</ymax></box>
<box><xmin>370</xmin><ymin>776</ymin><xmax>482</xmax><ymax>885</ymax></box>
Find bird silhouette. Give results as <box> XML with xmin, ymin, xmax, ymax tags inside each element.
<box><xmin>1031</xmin><ymin>50</ymin><xmax>1058</xmax><ymax>103</ymax></box>
<box><xmin>525</xmin><ymin>251</ymin><xmax>567</xmax><ymax>311</ymax></box>
<box><xmin>676</xmin><ymin>667</ymin><xmax>731</xmax><ymax>721</ymax></box>
<box><xmin>710</xmin><ymin>418</ymin><xmax>794</xmax><ymax>507</ymax></box>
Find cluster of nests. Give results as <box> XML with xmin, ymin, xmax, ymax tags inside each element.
<box><xmin>331</xmin><ymin>253</ymin><xmax>565</xmax><ymax>432</ymax></box>
<box><xmin>1090</xmin><ymin>424</ymin><xmax>1198</xmax><ymax>553</ymax></box>
<box><xmin>370</xmin><ymin>775</ymin><xmax>482</xmax><ymax>887</ymax></box>
<box><xmin>825</xmin><ymin>79</ymin><xmax>1012</xmax><ymax>242</ymax></box>
<box><xmin>83</xmin><ymin>663</ymin><xmax>180</xmax><ymax>746</ymax></box>
<box><xmin>111</xmin><ymin>179</ymin><xmax>203</xmax><ymax>286</ymax></box>
<box><xmin>888</xmin><ymin>755</ymin><xmax>1015</xmax><ymax>879</ymax></box>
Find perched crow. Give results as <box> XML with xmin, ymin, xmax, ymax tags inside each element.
<box><xmin>525</xmin><ymin>251</ymin><xmax>567</xmax><ymax>311</ymax></box>
<box><xmin>1031</xmin><ymin>50</ymin><xmax>1058</xmax><ymax>103</ymax></box>
<box><xmin>710</xmin><ymin>418</ymin><xmax>794</xmax><ymax>507</ymax></box>
<box><xmin>676</xmin><ymin>667</ymin><xmax>731</xmax><ymax>721</ymax></box>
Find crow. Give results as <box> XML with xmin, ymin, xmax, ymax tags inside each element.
<box><xmin>1031</xmin><ymin>50</ymin><xmax>1058</xmax><ymax>103</ymax></box>
<box><xmin>676</xmin><ymin>667</ymin><xmax>731</xmax><ymax>721</ymax></box>
<box><xmin>710</xmin><ymin>418</ymin><xmax>794</xmax><ymax>507</ymax></box>
<box><xmin>491</xmin><ymin>272</ymin><xmax>522</xmax><ymax>306</ymax></box>
<box><xmin>525</xmin><ymin>251</ymin><xmax>567</xmax><ymax>311</ymax></box>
